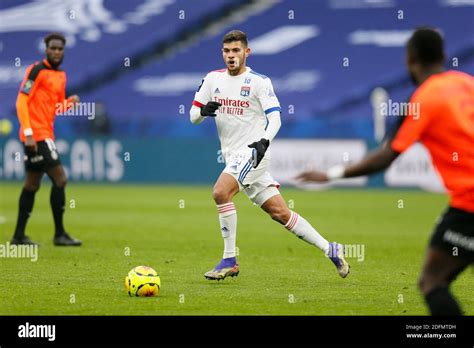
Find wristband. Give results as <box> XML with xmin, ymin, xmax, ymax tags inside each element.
<box><xmin>326</xmin><ymin>164</ymin><xmax>345</xmax><ymax>180</ymax></box>
<box><xmin>23</xmin><ymin>128</ymin><xmax>33</xmax><ymax>137</ymax></box>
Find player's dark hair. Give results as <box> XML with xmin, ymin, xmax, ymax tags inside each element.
<box><xmin>44</xmin><ymin>33</ymin><xmax>66</xmax><ymax>47</ymax></box>
<box><xmin>223</xmin><ymin>30</ymin><xmax>248</xmax><ymax>47</ymax></box>
<box><xmin>407</xmin><ymin>27</ymin><xmax>445</xmax><ymax>66</ymax></box>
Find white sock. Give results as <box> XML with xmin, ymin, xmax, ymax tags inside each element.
<box><xmin>217</xmin><ymin>202</ymin><xmax>237</xmax><ymax>259</ymax></box>
<box><xmin>285</xmin><ymin>211</ymin><xmax>330</xmax><ymax>254</ymax></box>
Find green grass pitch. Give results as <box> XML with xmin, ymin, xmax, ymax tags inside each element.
<box><xmin>0</xmin><ymin>183</ymin><xmax>472</xmax><ymax>315</ymax></box>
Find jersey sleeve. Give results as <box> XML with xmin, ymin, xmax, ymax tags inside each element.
<box><xmin>390</xmin><ymin>89</ymin><xmax>436</xmax><ymax>153</ymax></box>
<box><xmin>256</xmin><ymin>78</ymin><xmax>281</xmax><ymax>115</ymax></box>
<box><xmin>192</xmin><ymin>73</ymin><xmax>212</xmax><ymax>108</ymax></box>
<box><xmin>17</xmin><ymin>64</ymin><xmax>44</xmax><ymax>135</ymax></box>
<box><xmin>19</xmin><ymin>63</ymin><xmax>43</xmax><ymax>98</ymax></box>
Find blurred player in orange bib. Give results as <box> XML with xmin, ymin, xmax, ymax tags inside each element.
<box><xmin>297</xmin><ymin>28</ymin><xmax>474</xmax><ymax>315</ymax></box>
<box><xmin>11</xmin><ymin>33</ymin><xmax>82</xmax><ymax>246</ymax></box>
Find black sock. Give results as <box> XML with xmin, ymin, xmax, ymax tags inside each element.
<box><xmin>50</xmin><ymin>185</ymin><xmax>66</xmax><ymax>236</ymax></box>
<box><xmin>425</xmin><ymin>286</ymin><xmax>463</xmax><ymax>316</ymax></box>
<box><xmin>13</xmin><ymin>188</ymin><xmax>36</xmax><ymax>239</ymax></box>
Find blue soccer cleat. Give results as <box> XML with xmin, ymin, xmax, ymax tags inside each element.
<box><xmin>204</xmin><ymin>257</ymin><xmax>240</xmax><ymax>281</ymax></box>
<box><xmin>328</xmin><ymin>242</ymin><xmax>350</xmax><ymax>278</ymax></box>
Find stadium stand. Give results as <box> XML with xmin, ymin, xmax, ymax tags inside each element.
<box><xmin>0</xmin><ymin>0</ymin><xmax>473</xmax><ymax>140</ymax></box>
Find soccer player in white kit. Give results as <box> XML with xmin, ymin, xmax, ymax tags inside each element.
<box><xmin>190</xmin><ymin>30</ymin><xmax>350</xmax><ymax>280</ymax></box>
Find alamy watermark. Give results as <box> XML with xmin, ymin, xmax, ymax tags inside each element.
<box><xmin>18</xmin><ymin>322</ymin><xmax>55</xmax><ymax>341</ymax></box>
<box><xmin>0</xmin><ymin>242</ymin><xmax>38</xmax><ymax>262</ymax></box>
<box><xmin>381</xmin><ymin>99</ymin><xmax>420</xmax><ymax>120</ymax></box>
<box><xmin>327</xmin><ymin>243</ymin><xmax>365</xmax><ymax>262</ymax></box>
<box><xmin>55</xmin><ymin>101</ymin><xmax>95</xmax><ymax>120</ymax></box>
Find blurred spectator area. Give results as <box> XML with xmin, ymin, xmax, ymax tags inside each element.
<box><xmin>0</xmin><ymin>0</ymin><xmax>473</xmax><ymax>140</ymax></box>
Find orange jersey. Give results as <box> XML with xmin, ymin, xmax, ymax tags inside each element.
<box><xmin>17</xmin><ymin>59</ymin><xmax>67</xmax><ymax>142</ymax></box>
<box><xmin>391</xmin><ymin>70</ymin><xmax>474</xmax><ymax>212</ymax></box>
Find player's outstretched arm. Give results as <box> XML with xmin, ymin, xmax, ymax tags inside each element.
<box><xmin>296</xmin><ymin>143</ymin><xmax>400</xmax><ymax>182</ymax></box>
<box><xmin>341</xmin><ymin>144</ymin><xmax>399</xmax><ymax>178</ymax></box>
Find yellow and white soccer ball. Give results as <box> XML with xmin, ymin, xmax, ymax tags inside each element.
<box><xmin>125</xmin><ymin>266</ymin><xmax>161</xmax><ymax>297</ymax></box>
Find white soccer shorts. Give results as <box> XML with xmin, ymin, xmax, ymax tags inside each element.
<box><xmin>222</xmin><ymin>150</ymin><xmax>280</xmax><ymax>206</ymax></box>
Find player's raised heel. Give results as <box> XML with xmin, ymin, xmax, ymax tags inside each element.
<box><xmin>204</xmin><ymin>257</ymin><xmax>239</xmax><ymax>281</ymax></box>
<box><xmin>328</xmin><ymin>242</ymin><xmax>350</xmax><ymax>278</ymax></box>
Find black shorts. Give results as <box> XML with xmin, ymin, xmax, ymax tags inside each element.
<box><xmin>430</xmin><ymin>206</ymin><xmax>474</xmax><ymax>262</ymax></box>
<box><xmin>24</xmin><ymin>139</ymin><xmax>61</xmax><ymax>172</ymax></box>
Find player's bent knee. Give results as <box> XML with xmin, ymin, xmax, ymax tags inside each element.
<box><xmin>52</xmin><ymin>175</ymin><xmax>67</xmax><ymax>188</ymax></box>
<box><xmin>24</xmin><ymin>183</ymin><xmax>40</xmax><ymax>192</ymax></box>
<box><xmin>56</xmin><ymin>177</ymin><xmax>67</xmax><ymax>188</ymax></box>
<box><xmin>418</xmin><ymin>272</ymin><xmax>447</xmax><ymax>296</ymax></box>
<box><xmin>212</xmin><ymin>186</ymin><xmax>231</xmax><ymax>204</ymax></box>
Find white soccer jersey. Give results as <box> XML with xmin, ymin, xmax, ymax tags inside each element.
<box><xmin>192</xmin><ymin>67</ymin><xmax>281</xmax><ymax>161</ymax></box>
